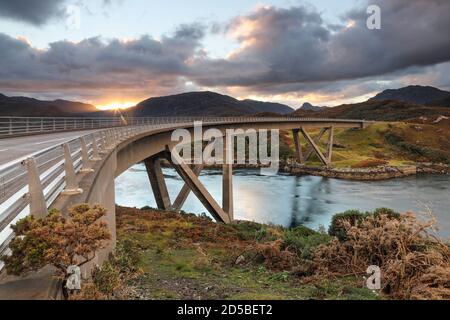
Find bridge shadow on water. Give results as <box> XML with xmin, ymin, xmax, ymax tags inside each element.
<box><xmin>289</xmin><ymin>176</ymin><xmax>332</xmax><ymax>229</ymax></box>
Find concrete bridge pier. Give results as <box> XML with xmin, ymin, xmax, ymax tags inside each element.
<box><xmin>144</xmin><ymin>155</ymin><xmax>171</xmax><ymax>211</ymax></box>
<box><xmin>222</xmin><ymin>134</ymin><xmax>234</xmax><ymax>222</ymax></box>
<box><xmin>292</xmin><ymin>129</ymin><xmax>304</xmax><ymax>164</ymax></box>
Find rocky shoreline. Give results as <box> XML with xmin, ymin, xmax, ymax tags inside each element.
<box><xmin>282</xmin><ymin>161</ymin><xmax>450</xmax><ymax>181</ymax></box>
<box><xmin>160</xmin><ymin>159</ymin><xmax>450</xmax><ymax>181</ymax></box>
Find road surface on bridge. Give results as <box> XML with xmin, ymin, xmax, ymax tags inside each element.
<box><xmin>0</xmin><ymin>129</ymin><xmax>98</xmax><ymax>167</ymax></box>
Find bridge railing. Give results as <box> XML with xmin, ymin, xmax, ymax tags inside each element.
<box><xmin>0</xmin><ymin>116</ymin><xmax>366</xmax><ymax>138</ymax></box>
<box><xmin>0</xmin><ymin>116</ymin><xmax>367</xmax><ymax>269</ymax></box>
<box><xmin>0</xmin><ymin>122</ymin><xmax>176</xmax><ymax>267</ymax></box>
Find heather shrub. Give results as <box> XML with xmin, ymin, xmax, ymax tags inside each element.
<box><xmin>91</xmin><ymin>262</ymin><xmax>121</xmax><ymax>298</ymax></box>
<box><xmin>282</xmin><ymin>226</ymin><xmax>332</xmax><ymax>260</ymax></box>
<box><xmin>71</xmin><ymin>238</ymin><xmax>142</xmax><ymax>300</ymax></box>
<box><xmin>110</xmin><ymin>239</ymin><xmax>141</xmax><ymax>274</ymax></box>
<box><xmin>231</xmin><ymin>221</ymin><xmax>281</xmax><ymax>242</ymax></box>
<box><xmin>1</xmin><ymin>204</ymin><xmax>110</xmax><ymax>278</ymax></box>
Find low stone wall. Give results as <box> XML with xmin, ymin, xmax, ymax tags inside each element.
<box><xmin>417</xmin><ymin>163</ymin><xmax>450</xmax><ymax>175</ymax></box>
<box><xmin>282</xmin><ymin>164</ymin><xmax>419</xmax><ymax>181</ymax></box>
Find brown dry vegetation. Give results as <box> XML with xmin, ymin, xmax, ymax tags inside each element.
<box><xmin>314</xmin><ymin>212</ymin><xmax>450</xmax><ymax>300</ymax></box>
<box><xmin>76</xmin><ymin>206</ymin><xmax>449</xmax><ymax>300</ymax></box>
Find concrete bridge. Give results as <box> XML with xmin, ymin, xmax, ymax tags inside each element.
<box><xmin>0</xmin><ymin>116</ymin><xmax>370</xmax><ymax>274</ymax></box>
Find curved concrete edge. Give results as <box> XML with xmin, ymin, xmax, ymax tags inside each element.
<box><xmin>0</xmin><ymin>266</ymin><xmax>63</xmax><ymax>300</ymax></box>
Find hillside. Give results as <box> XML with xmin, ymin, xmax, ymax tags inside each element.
<box><xmin>132</xmin><ymin>91</ymin><xmax>293</xmax><ymax>117</ymax></box>
<box><xmin>292</xmin><ymin>100</ymin><xmax>450</xmax><ymax>121</ymax></box>
<box><xmin>284</xmin><ymin>121</ymin><xmax>450</xmax><ymax>168</ymax></box>
<box><xmin>241</xmin><ymin>99</ymin><xmax>294</xmax><ymax>114</ymax></box>
<box><xmin>0</xmin><ymin>94</ymin><xmax>105</xmax><ymax>117</ymax></box>
<box><xmin>429</xmin><ymin>96</ymin><xmax>450</xmax><ymax>107</ymax></box>
<box><xmin>291</xmin><ymin>85</ymin><xmax>450</xmax><ymax>121</ymax></box>
<box><xmin>369</xmin><ymin>85</ymin><xmax>450</xmax><ymax>105</ymax></box>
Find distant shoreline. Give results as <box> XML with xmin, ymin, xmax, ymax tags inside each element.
<box><xmin>282</xmin><ymin>162</ymin><xmax>450</xmax><ymax>181</ymax></box>
<box><xmin>158</xmin><ymin>159</ymin><xmax>450</xmax><ymax>181</ymax></box>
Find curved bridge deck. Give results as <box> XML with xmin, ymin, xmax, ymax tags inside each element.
<box><xmin>0</xmin><ymin>116</ymin><xmax>370</xmax><ymax>270</ymax></box>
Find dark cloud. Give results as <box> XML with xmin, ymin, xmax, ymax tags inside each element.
<box><xmin>1</xmin><ymin>0</ymin><xmax>450</xmax><ymax>104</ymax></box>
<box><xmin>190</xmin><ymin>0</ymin><xmax>450</xmax><ymax>89</ymax></box>
<box><xmin>0</xmin><ymin>0</ymin><xmax>121</xmax><ymax>25</ymax></box>
<box><xmin>0</xmin><ymin>23</ymin><xmax>205</xmax><ymax>99</ymax></box>
<box><xmin>0</xmin><ymin>0</ymin><xmax>68</xmax><ymax>25</ymax></box>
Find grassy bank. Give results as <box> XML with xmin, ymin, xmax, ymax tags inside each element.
<box><xmin>75</xmin><ymin>206</ymin><xmax>449</xmax><ymax>300</ymax></box>
<box><xmin>283</xmin><ymin>121</ymin><xmax>450</xmax><ymax>168</ymax></box>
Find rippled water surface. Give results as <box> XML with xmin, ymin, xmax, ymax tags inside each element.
<box><xmin>116</xmin><ymin>164</ymin><xmax>450</xmax><ymax>237</ymax></box>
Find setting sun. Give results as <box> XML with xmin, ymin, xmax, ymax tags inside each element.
<box><xmin>96</xmin><ymin>101</ymin><xmax>137</xmax><ymax>111</ymax></box>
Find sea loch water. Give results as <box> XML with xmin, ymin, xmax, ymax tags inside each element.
<box><xmin>115</xmin><ymin>164</ymin><xmax>450</xmax><ymax>238</ymax></box>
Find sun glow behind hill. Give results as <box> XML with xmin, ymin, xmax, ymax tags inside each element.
<box><xmin>96</xmin><ymin>101</ymin><xmax>137</xmax><ymax>111</ymax></box>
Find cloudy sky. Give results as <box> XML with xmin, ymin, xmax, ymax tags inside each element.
<box><xmin>0</xmin><ymin>0</ymin><xmax>449</xmax><ymax>109</ymax></box>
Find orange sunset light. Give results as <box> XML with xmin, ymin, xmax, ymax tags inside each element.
<box><xmin>96</xmin><ymin>101</ymin><xmax>137</xmax><ymax>111</ymax></box>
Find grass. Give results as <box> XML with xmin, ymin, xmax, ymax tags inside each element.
<box><xmin>284</xmin><ymin>121</ymin><xmax>450</xmax><ymax>167</ymax></box>
<box><xmin>96</xmin><ymin>206</ymin><xmax>379</xmax><ymax>300</ymax></box>
<box><xmin>81</xmin><ymin>205</ymin><xmax>449</xmax><ymax>300</ymax></box>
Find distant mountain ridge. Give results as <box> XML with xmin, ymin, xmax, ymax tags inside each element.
<box><xmin>292</xmin><ymin>85</ymin><xmax>450</xmax><ymax>121</ymax></box>
<box><xmin>292</xmin><ymin>99</ymin><xmax>450</xmax><ymax>121</ymax></box>
<box><xmin>370</xmin><ymin>85</ymin><xmax>450</xmax><ymax>105</ymax></box>
<box><xmin>0</xmin><ymin>93</ymin><xmax>104</xmax><ymax>117</ymax></box>
<box><xmin>132</xmin><ymin>91</ymin><xmax>294</xmax><ymax>117</ymax></box>
<box><xmin>2</xmin><ymin>85</ymin><xmax>450</xmax><ymax>121</ymax></box>
<box><xmin>241</xmin><ymin>99</ymin><xmax>294</xmax><ymax>114</ymax></box>
<box><xmin>299</xmin><ymin>102</ymin><xmax>325</xmax><ymax>112</ymax></box>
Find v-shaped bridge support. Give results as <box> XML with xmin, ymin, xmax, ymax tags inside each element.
<box><xmin>172</xmin><ymin>164</ymin><xmax>204</xmax><ymax>212</ymax></box>
<box><xmin>143</xmin><ymin>144</ymin><xmax>234</xmax><ymax>224</ymax></box>
<box><xmin>292</xmin><ymin>126</ymin><xmax>334</xmax><ymax>168</ymax></box>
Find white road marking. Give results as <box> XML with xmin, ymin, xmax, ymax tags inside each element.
<box><xmin>0</xmin><ymin>149</ymin><xmax>8</xmax><ymax>152</ymax></box>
